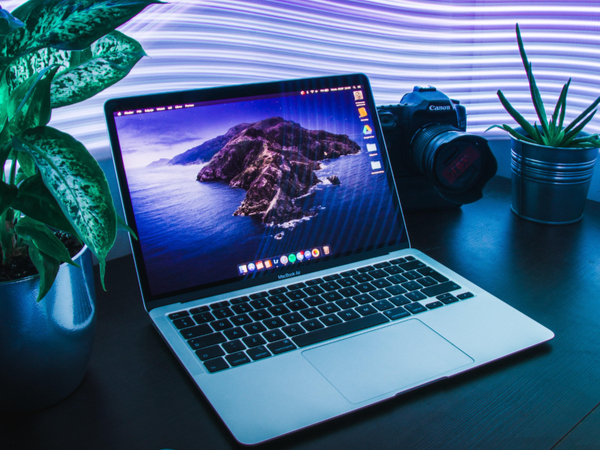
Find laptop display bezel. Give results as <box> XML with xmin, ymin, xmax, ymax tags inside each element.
<box><xmin>105</xmin><ymin>73</ymin><xmax>410</xmax><ymax>310</ymax></box>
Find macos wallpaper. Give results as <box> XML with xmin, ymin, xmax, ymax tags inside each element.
<box><xmin>115</xmin><ymin>88</ymin><xmax>403</xmax><ymax>296</ymax></box>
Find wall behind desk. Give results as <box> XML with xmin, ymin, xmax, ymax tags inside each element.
<box><xmin>3</xmin><ymin>0</ymin><xmax>600</xmax><ymax>260</ymax></box>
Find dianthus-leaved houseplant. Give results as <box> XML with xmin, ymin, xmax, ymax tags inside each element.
<box><xmin>489</xmin><ymin>24</ymin><xmax>600</xmax><ymax>224</ymax></box>
<box><xmin>0</xmin><ymin>0</ymin><xmax>161</xmax><ymax>413</ymax></box>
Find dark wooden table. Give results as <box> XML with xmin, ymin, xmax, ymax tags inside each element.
<box><xmin>3</xmin><ymin>176</ymin><xmax>600</xmax><ymax>450</ymax></box>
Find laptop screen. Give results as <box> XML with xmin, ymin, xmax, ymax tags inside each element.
<box><xmin>106</xmin><ymin>74</ymin><xmax>408</xmax><ymax>305</ymax></box>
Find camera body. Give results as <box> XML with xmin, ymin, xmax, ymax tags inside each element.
<box><xmin>377</xmin><ymin>86</ymin><xmax>497</xmax><ymax>211</ymax></box>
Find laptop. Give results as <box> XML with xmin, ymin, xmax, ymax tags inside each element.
<box><xmin>104</xmin><ymin>73</ymin><xmax>554</xmax><ymax>445</ymax></box>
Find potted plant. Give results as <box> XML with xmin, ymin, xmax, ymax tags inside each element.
<box><xmin>0</xmin><ymin>0</ymin><xmax>160</xmax><ymax>413</ymax></box>
<box><xmin>489</xmin><ymin>24</ymin><xmax>600</xmax><ymax>224</ymax></box>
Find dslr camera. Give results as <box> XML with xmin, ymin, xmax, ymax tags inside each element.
<box><xmin>377</xmin><ymin>86</ymin><xmax>497</xmax><ymax>211</ymax></box>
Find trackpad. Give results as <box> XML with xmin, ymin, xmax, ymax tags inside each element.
<box><xmin>302</xmin><ymin>319</ymin><xmax>473</xmax><ymax>404</ymax></box>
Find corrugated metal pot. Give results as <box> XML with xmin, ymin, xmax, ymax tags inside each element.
<box><xmin>511</xmin><ymin>137</ymin><xmax>598</xmax><ymax>224</ymax></box>
<box><xmin>0</xmin><ymin>246</ymin><xmax>96</xmax><ymax>413</ymax></box>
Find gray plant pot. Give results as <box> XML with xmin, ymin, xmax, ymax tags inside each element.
<box><xmin>0</xmin><ymin>246</ymin><xmax>96</xmax><ymax>414</ymax></box>
<box><xmin>511</xmin><ymin>137</ymin><xmax>598</xmax><ymax>224</ymax></box>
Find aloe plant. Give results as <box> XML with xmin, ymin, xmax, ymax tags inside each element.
<box><xmin>0</xmin><ymin>0</ymin><xmax>161</xmax><ymax>300</ymax></box>
<box><xmin>489</xmin><ymin>23</ymin><xmax>600</xmax><ymax>148</ymax></box>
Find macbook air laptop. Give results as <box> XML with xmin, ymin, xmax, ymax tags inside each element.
<box><xmin>104</xmin><ymin>73</ymin><xmax>554</xmax><ymax>445</ymax></box>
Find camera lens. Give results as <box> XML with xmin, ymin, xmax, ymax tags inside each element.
<box><xmin>411</xmin><ymin>124</ymin><xmax>497</xmax><ymax>204</ymax></box>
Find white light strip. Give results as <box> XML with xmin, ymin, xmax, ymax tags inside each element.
<box><xmin>1</xmin><ymin>0</ymin><xmax>600</xmax><ymax>160</ymax></box>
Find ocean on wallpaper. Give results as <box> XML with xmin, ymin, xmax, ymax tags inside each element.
<box><xmin>126</xmin><ymin>144</ymin><xmax>395</xmax><ymax>296</ymax></box>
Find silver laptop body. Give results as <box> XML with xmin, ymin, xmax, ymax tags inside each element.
<box><xmin>105</xmin><ymin>73</ymin><xmax>554</xmax><ymax>445</ymax></box>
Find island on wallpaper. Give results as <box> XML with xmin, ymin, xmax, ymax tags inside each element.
<box><xmin>157</xmin><ymin>116</ymin><xmax>361</xmax><ymax>226</ymax></box>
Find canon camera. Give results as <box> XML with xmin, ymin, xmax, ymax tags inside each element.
<box><xmin>377</xmin><ymin>86</ymin><xmax>497</xmax><ymax>211</ymax></box>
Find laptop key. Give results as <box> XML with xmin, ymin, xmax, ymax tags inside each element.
<box><xmin>231</xmin><ymin>303</ymin><xmax>252</xmax><ymax>314</ymax></box>
<box><xmin>250</xmin><ymin>298</ymin><xmax>272</xmax><ymax>309</ymax></box>
<box><xmin>264</xmin><ymin>317</ymin><xmax>286</xmax><ymax>330</ymax></box>
<box><xmin>226</xmin><ymin>352</ymin><xmax>251</xmax><ymax>367</ymax></box>
<box><xmin>302</xmin><ymin>319</ymin><xmax>325</xmax><ymax>331</ymax></box>
<box><xmin>303</xmin><ymin>285</ymin><xmax>324</xmax><ymax>296</ymax></box>
<box><xmin>249</xmin><ymin>310</ymin><xmax>271</xmax><ymax>321</ymax></box>
<box><xmin>196</xmin><ymin>345</ymin><xmax>225</xmax><ymax>361</ymax></box>
<box><xmin>243</xmin><ymin>334</ymin><xmax>267</xmax><ymax>347</ymax></box>
<box><xmin>355</xmin><ymin>283</ymin><xmax>376</xmax><ymax>293</ymax></box>
<box><xmin>224</xmin><ymin>327</ymin><xmax>247</xmax><ymax>340</ymax></box>
<box><xmin>173</xmin><ymin>317</ymin><xmax>195</xmax><ymax>329</ymax></box>
<box><xmin>267</xmin><ymin>339</ymin><xmax>296</xmax><ymax>355</ymax></box>
<box><xmin>369</xmin><ymin>269</ymin><xmax>388</xmax><ymax>279</ymax></box>
<box><xmin>318</xmin><ymin>303</ymin><xmax>341</xmax><ymax>314</ymax></box>
<box><xmin>230</xmin><ymin>314</ymin><xmax>253</xmax><ymax>326</ymax></box>
<box><xmin>399</xmin><ymin>260</ymin><xmax>426</xmax><ymax>271</ymax></box>
<box><xmin>286</xmin><ymin>290</ymin><xmax>308</xmax><ymax>300</ymax></box>
<box><xmin>426</xmin><ymin>301</ymin><xmax>444</xmax><ymax>310</ymax></box>
<box><xmin>213</xmin><ymin>307</ymin><xmax>234</xmax><ymax>319</ymax></box>
<box><xmin>193</xmin><ymin>312</ymin><xmax>215</xmax><ymax>324</ymax></box>
<box><xmin>338</xmin><ymin>309</ymin><xmax>360</xmax><ymax>321</ymax></box>
<box><xmin>405</xmin><ymin>302</ymin><xmax>427</xmax><ymax>314</ymax></box>
<box><xmin>372</xmin><ymin>300</ymin><xmax>394</xmax><ymax>311</ymax></box>
<box><xmin>211</xmin><ymin>319</ymin><xmax>233</xmax><ymax>331</ymax></box>
<box><xmin>384</xmin><ymin>307</ymin><xmax>411</xmax><ymax>320</ymax></box>
<box><xmin>321</xmin><ymin>281</ymin><xmax>341</xmax><ymax>291</ymax></box>
<box><xmin>339</xmin><ymin>287</ymin><xmax>360</xmax><ymax>297</ymax></box>
<box><xmin>268</xmin><ymin>294</ymin><xmax>289</xmax><ymax>305</ymax></box>
<box><xmin>353</xmin><ymin>293</ymin><xmax>374</xmax><ymax>305</ymax></box>
<box><xmin>247</xmin><ymin>346</ymin><xmax>271</xmax><ymax>361</ymax></box>
<box><xmin>390</xmin><ymin>295</ymin><xmax>411</xmax><ymax>306</ymax></box>
<box><xmin>321</xmin><ymin>291</ymin><xmax>343</xmax><ymax>302</ymax></box>
<box><xmin>320</xmin><ymin>314</ymin><xmax>343</xmax><ymax>326</ymax></box>
<box><xmin>282</xmin><ymin>312</ymin><xmax>304</xmax><ymax>324</ymax></box>
<box><xmin>282</xmin><ymin>324</ymin><xmax>305</xmax><ymax>337</ymax></box>
<box><xmin>180</xmin><ymin>324</ymin><xmax>212</xmax><ymax>340</ymax></box>
<box><xmin>337</xmin><ymin>278</ymin><xmax>358</xmax><ymax>288</ymax></box>
<box><xmin>204</xmin><ymin>357</ymin><xmax>228</xmax><ymax>373</ymax></box>
<box><xmin>418</xmin><ymin>267</ymin><xmax>449</xmax><ymax>283</ymax></box>
<box><xmin>287</xmin><ymin>300</ymin><xmax>309</xmax><ymax>311</ymax></box>
<box><xmin>406</xmin><ymin>291</ymin><xmax>427</xmax><ymax>301</ymax></box>
<box><xmin>189</xmin><ymin>332</ymin><xmax>226</xmax><ymax>350</ymax></box>
<box><xmin>263</xmin><ymin>329</ymin><xmax>286</xmax><ymax>342</ymax></box>
<box><xmin>336</xmin><ymin>299</ymin><xmax>358</xmax><ymax>310</ymax></box>
<box><xmin>244</xmin><ymin>322</ymin><xmax>267</xmax><ymax>335</ymax></box>
<box><xmin>371</xmin><ymin>279</ymin><xmax>392</xmax><ymax>289</ymax></box>
<box><xmin>370</xmin><ymin>289</ymin><xmax>392</xmax><ymax>300</ymax></box>
<box><xmin>457</xmin><ymin>292</ymin><xmax>474</xmax><ymax>300</ymax></box>
<box><xmin>355</xmin><ymin>304</ymin><xmax>377</xmax><ymax>316</ymax></box>
<box><xmin>222</xmin><ymin>340</ymin><xmax>246</xmax><ymax>353</ymax></box>
<box><xmin>293</xmin><ymin>314</ymin><xmax>389</xmax><ymax>348</ymax></box>
<box><xmin>353</xmin><ymin>273</ymin><xmax>374</xmax><ymax>283</ymax></box>
<box><xmin>168</xmin><ymin>311</ymin><xmax>189</xmax><ymax>320</ymax></box>
<box><xmin>421</xmin><ymin>281</ymin><xmax>461</xmax><ymax>297</ymax></box>
<box><xmin>305</xmin><ymin>295</ymin><xmax>326</xmax><ymax>307</ymax></box>
<box><xmin>301</xmin><ymin>308</ymin><xmax>323</xmax><ymax>319</ymax></box>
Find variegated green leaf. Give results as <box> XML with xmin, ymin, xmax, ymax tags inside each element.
<box><xmin>117</xmin><ymin>214</ymin><xmax>138</xmax><ymax>241</ymax></box>
<box><xmin>12</xmin><ymin>173</ymin><xmax>80</xmax><ymax>238</ymax></box>
<box><xmin>12</xmin><ymin>126</ymin><xmax>117</xmax><ymax>270</ymax></box>
<box><xmin>14</xmin><ymin>215</ymin><xmax>79</xmax><ymax>267</ymax></box>
<box><xmin>1</xmin><ymin>0</ymin><xmax>163</xmax><ymax>65</ymax></box>
<box><xmin>4</xmin><ymin>46</ymin><xmax>88</xmax><ymax>94</ymax></box>
<box><xmin>0</xmin><ymin>6</ymin><xmax>24</xmax><ymax>36</ymax></box>
<box><xmin>24</xmin><ymin>237</ymin><xmax>60</xmax><ymax>301</ymax></box>
<box><xmin>7</xmin><ymin>64</ymin><xmax>57</xmax><ymax>133</ymax></box>
<box><xmin>0</xmin><ymin>179</ymin><xmax>18</xmax><ymax>215</ymax></box>
<box><xmin>52</xmin><ymin>31</ymin><xmax>146</xmax><ymax>108</ymax></box>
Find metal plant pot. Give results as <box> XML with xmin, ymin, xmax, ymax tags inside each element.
<box><xmin>0</xmin><ymin>246</ymin><xmax>96</xmax><ymax>414</ymax></box>
<box><xmin>511</xmin><ymin>137</ymin><xmax>598</xmax><ymax>224</ymax></box>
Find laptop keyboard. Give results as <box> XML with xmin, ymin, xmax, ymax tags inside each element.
<box><xmin>167</xmin><ymin>256</ymin><xmax>474</xmax><ymax>373</ymax></box>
